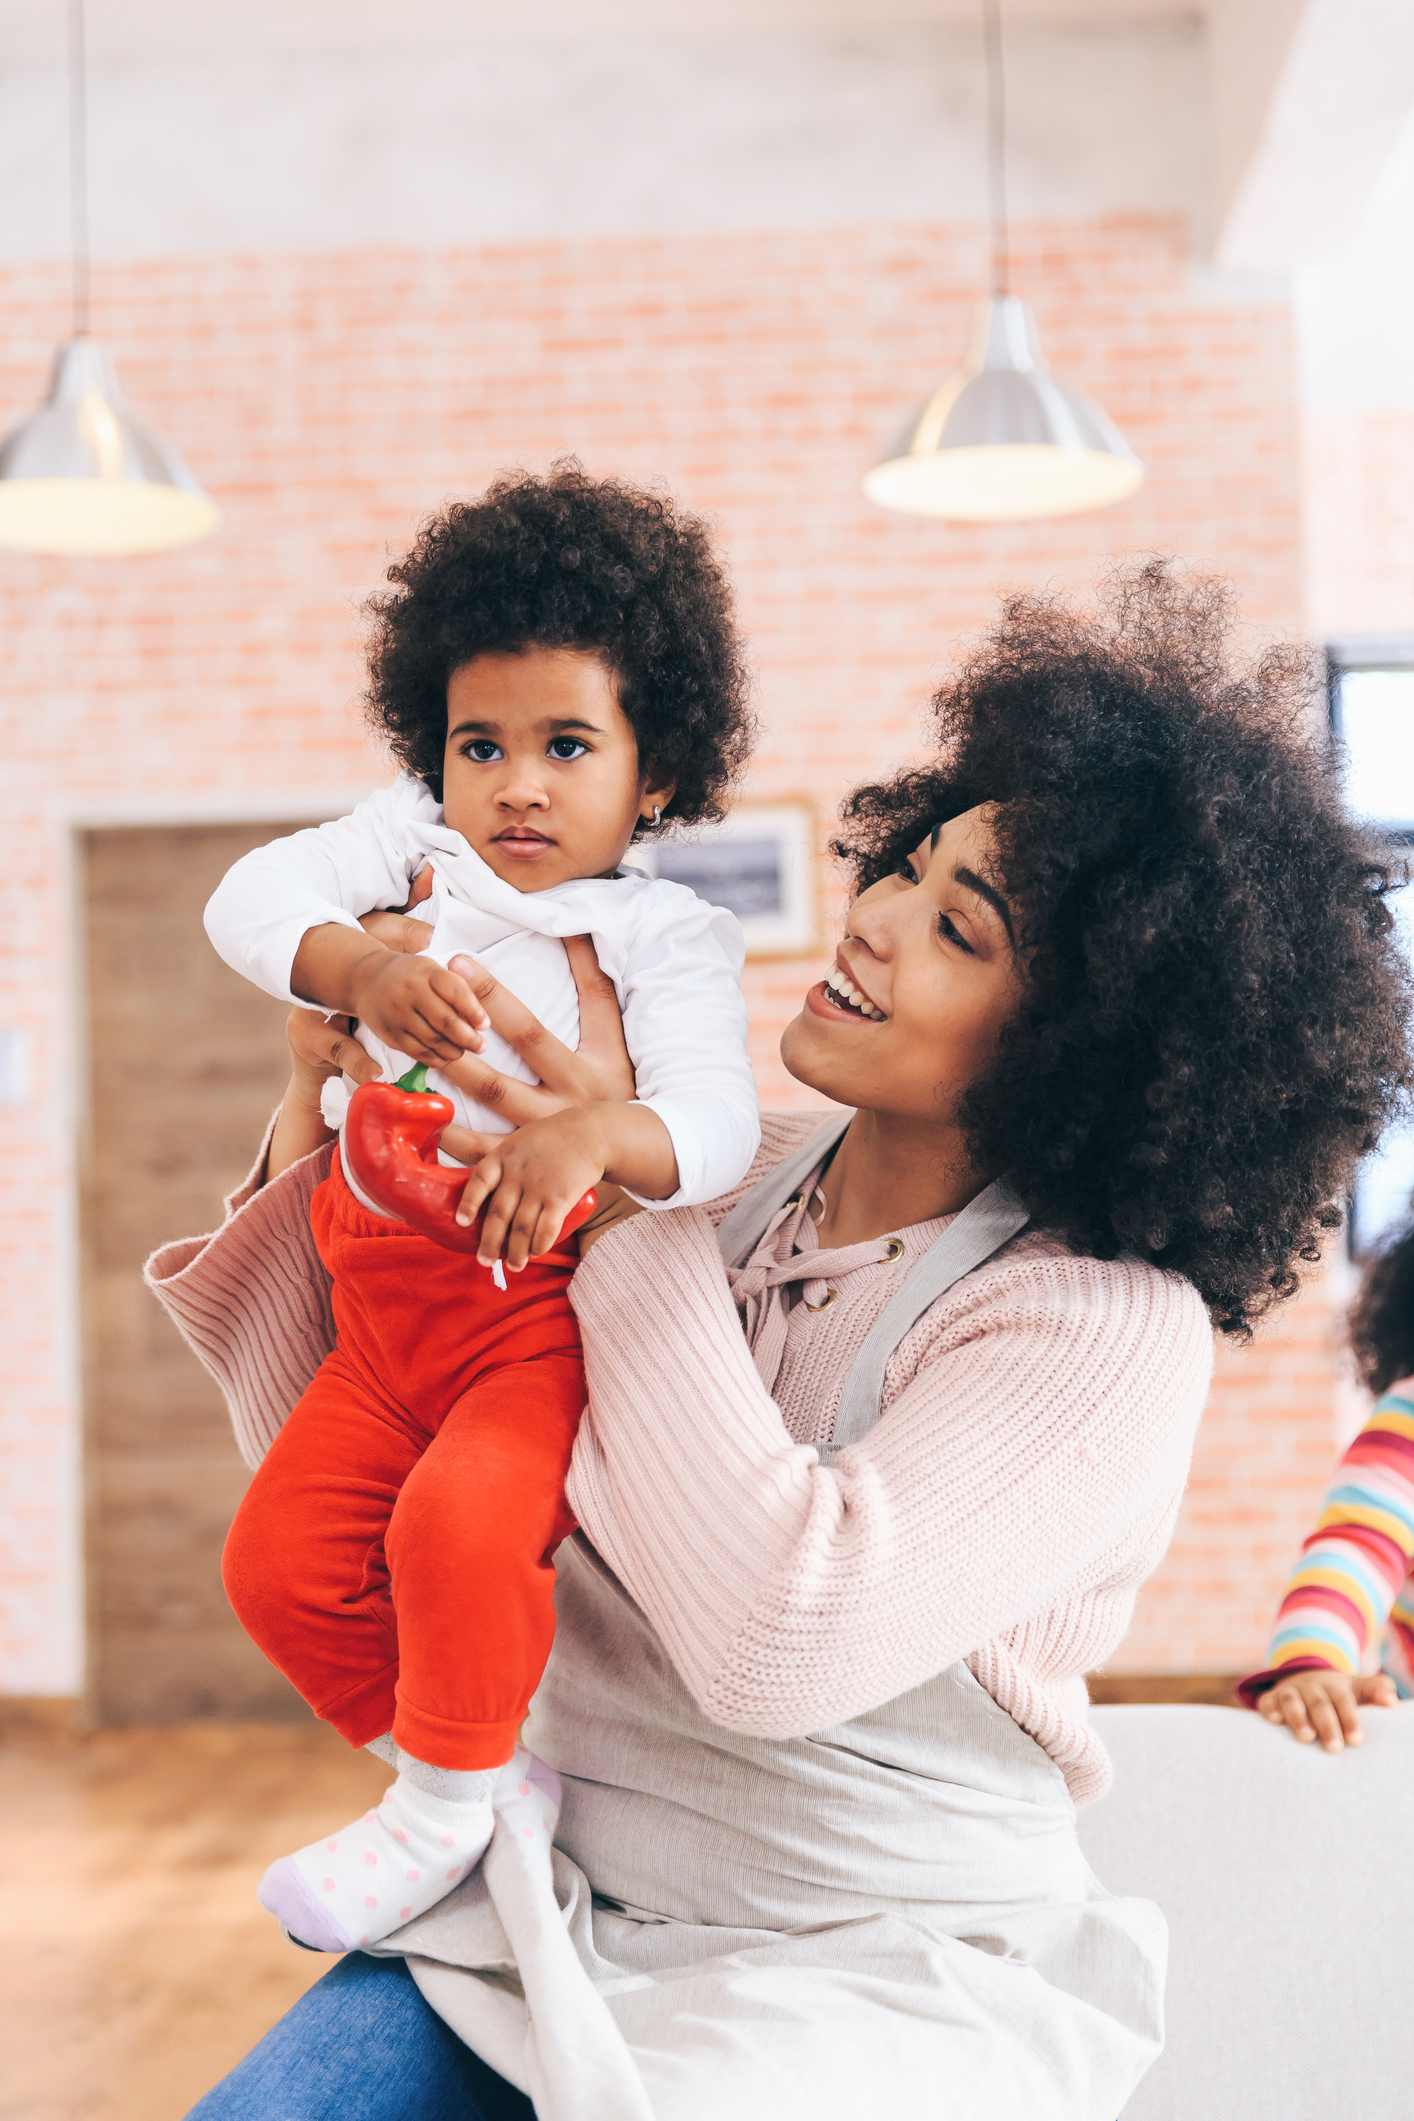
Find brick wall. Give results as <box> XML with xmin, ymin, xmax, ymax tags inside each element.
<box><xmin>1304</xmin><ymin>409</ymin><xmax>1414</xmax><ymax>640</ymax></box>
<box><xmin>0</xmin><ymin>212</ymin><xmax>1329</xmax><ymax>1690</ymax></box>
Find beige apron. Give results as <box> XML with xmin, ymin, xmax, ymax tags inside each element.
<box><xmin>371</xmin><ymin>1126</ymin><xmax>1167</xmax><ymax>2120</ymax></box>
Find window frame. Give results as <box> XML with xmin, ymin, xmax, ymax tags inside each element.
<box><xmin>1329</xmin><ymin>640</ymin><xmax>1414</xmax><ymax>1258</ymax></box>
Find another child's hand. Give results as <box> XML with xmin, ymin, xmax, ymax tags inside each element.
<box><xmin>348</xmin><ymin>950</ymin><xmax>489</xmax><ymax>1068</ymax></box>
<box><xmin>1256</xmin><ymin>1667</ymin><xmax>1398</xmax><ymax>1751</ymax></box>
<box><xmin>451</xmin><ymin>1108</ymin><xmax>610</xmax><ymax>1271</ymax></box>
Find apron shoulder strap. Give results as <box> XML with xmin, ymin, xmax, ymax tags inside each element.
<box><xmin>820</xmin><ymin>1176</ymin><xmax>1030</xmax><ymax>1462</ymax></box>
<box><xmin>714</xmin><ymin>1112</ymin><xmax>853</xmax><ymax>1270</ymax></box>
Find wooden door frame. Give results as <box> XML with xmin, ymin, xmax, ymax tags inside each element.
<box><xmin>69</xmin><ymin>789</ymin><xmax>371</xmax><ymax>1724</ymax></box>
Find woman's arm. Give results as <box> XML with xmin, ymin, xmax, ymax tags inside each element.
<box><xmin>1237</xmin><ymin>1388</ymin><xmax>1414</xmax><ymax>1740</ymax></box>
<box><xmin>565</xmin><ymin>1207</ymin><xmax>1212</xmax><ymax>1738</ymax></box>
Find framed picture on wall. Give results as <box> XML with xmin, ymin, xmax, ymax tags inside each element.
<box><xmin>1331</xmin><ymin>642</ymin><xmax>1414</xmax><ymax>1255</ymax></box>
<box><xmin>634</xmin><ymin>799</ymin><xmax>820</xmax><ymax>959</ymax></box>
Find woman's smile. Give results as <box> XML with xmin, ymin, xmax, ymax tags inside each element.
<box><xmin>808</xmin><ymin>974</ymin><xmax>884</xmax><ymax>1024</ymax></box>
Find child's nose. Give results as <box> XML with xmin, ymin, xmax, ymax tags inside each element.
<box><xmin>497</xmin><ymin>772</ymin><xmax>550</xmax><ymax>809</ymax></box>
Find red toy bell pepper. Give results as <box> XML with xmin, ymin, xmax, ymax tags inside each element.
<box><xmin>341</xmin><ymin>1064</ymin><xmax>596</xmax><ymax>1259</ymax></box>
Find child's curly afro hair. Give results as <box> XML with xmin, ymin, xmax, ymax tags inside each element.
<box><xmin>364</xmin><ymin>462</ymin><xmax>754</xmax><ymax>827</ymax></box>
<box><xmin>834</xmin><ymin>560</ymin><xmax>1413</xmax><ymax>1339</ymax></box>
<box><xmin>1349</xmin><ymin>1219</ymin><xmax>1414</xmax><ymax>1393</ymax></box>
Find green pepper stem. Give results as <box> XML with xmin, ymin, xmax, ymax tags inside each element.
<box><xmin>395</xmin><ymin>1062</ymin><xmax>431</xmax><ymax>1093</ymax></box>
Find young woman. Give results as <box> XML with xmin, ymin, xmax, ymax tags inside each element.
<box><xmin>149</xmin><ymin>563</ymin><xmax>1409</xmax><ymax>2121</ymax></box>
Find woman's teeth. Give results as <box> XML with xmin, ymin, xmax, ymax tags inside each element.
<box><xmin>824</xmin><ymin>968</ymin><xmax>882</xmax><ymax>1018</ymax></box>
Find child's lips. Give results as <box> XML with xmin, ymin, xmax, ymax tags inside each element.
<box><xmin>494</xmin><ymin>832</ymin><xmax>554</xmax><ymax>858</ymax></box>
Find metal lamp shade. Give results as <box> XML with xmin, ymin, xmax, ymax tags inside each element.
<box><xmin>863</xmin><ymin>295</ymin><xmax>1144</xmax><ymax>523</ymax></box>
<box><xmin>0</xmin><ymin>337</ymin><xmax>221</xmax><ymax>556</ymax></box>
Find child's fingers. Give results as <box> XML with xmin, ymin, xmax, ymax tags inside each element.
<box><xmin>507</xmin><ymin>1196</ymin><xmax>578</xmax><ymax>1270</ymax></box>
<box><xmin>477</xmin><ymin>1178</ymin><xmax>523</xmax><ymax>1267</ymax></box>
<box><xmin>1357</xmin><ymin>1673</ymin><xmax>1399</xmax><ymax>1707</ymax></box>
<box><xmin>531</xmin><ymin>1200</ymin><xmax>576</xmax><ymax>1259</ymax></box>
<box><xmin>434</xmin><ymin>965</ymin><xmax>491</xmax><ymax>1036</ymax></box>
<box><xmin>1304</xmin><ymin>1685</ymin><xmax>1347</xmax><ymax>1752</ymax></box>
<box><xmin>397</xmin><ymin>1028</ymin><xmax>466</xmax><ymax>1068</ymax></box>
<box><xmin>504</xmin><ymin>1191</ymin><xmax>549</xmax><ymax>1273</ymax></box>
<box><xmin>1333</xmin><ymin>1682</ymin><xmax>1366</xmax><ymax>1744</ymax></box>
<box><xmin>416</xmin><ymin>986</ymin><xmax>487</xmax><ymax>1052</ymax></box>
<box><xmin>1264</xmin><ymin>1683</ymin><xmax>1315</xmax><ymax>1742</ymax></box>
<box><xmin>402</xmin><ymin>1008</ymin><xmax>485</xmax><ymax>1064</ymax></box>
<box><xmin>455</xmin><ymin>1158</ymin><xmax>502</xmax><ymax>1229</ymax></box>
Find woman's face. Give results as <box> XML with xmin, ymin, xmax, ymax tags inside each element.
<box><xmin>780</xmin><ymin>805</ymin><xmax>1025</xmax><ymax>1123</ymax></box>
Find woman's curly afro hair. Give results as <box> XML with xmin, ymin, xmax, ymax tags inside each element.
<box><xmin>834</xmin><ymin>560</ymin><xmax>1412</xmax><ymax>1339</ymax></box>
<box><xmin>364</xmin><ymin>462</ymin><xmax>754</xmax><ymax>827</ymax></box>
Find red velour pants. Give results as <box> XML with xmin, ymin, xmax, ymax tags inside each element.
<box><xmin>222</xmin><ymin>1154</ymin><xmax>585</xmax><ymax>1769</ymax></box>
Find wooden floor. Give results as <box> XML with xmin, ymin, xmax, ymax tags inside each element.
<box><xmin>1</xmin><ymin>1676</ymin><xmax>1238</xmax><ymax>2119</ymax></box>
<box><xmin>0</xmin><ymin>1717</ymin><xmax>390</xmax><ymax>2121</ymax></box>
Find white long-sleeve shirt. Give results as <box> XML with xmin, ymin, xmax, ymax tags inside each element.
<box><xmin>203</xmin><ymin>773</ymin><xmax>761</xmax><ymax>1209</ymax></box>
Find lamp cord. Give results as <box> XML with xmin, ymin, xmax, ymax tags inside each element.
<box><xmin>983</xmin><ymin>0</ymin><xmax>1009</xmax><ymax>299</ymax></box>
<box><xmin>68</xmin><ymin>0</ymin><xmax>90</xmax><ymax>337</ymax></box>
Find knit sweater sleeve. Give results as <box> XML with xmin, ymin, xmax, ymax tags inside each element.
<box><xmin>566</xmin><ymin>1203</ymin><xmax>1212</xmax><ymax>1739</ymax></box>
<box><xmin>143</xmin><ymin>1120</ymin><xmax>337</xmax><ymax>1470</ymax></box>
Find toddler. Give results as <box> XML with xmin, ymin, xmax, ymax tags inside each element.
<box><xmin>1240</xmin><ymin>1214</ymin><xmax>1414</xmax><ymax>1748</ymax></box>
<box><xmin>207</xmin><ymin>468</ymin><xmax>759</xmax><ymax>1951</ymax></box>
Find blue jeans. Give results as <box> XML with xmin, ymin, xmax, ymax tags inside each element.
<box><xmin>185</xmin><ymin>1953</ymin><xmax>533</xmax><ymax>2121</ymax></box>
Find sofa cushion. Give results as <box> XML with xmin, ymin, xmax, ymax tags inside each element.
<box><xmin>1079</xmin><ymin>1703</ymin><xmax>1414</xmax><ymax>2120</ymax></box>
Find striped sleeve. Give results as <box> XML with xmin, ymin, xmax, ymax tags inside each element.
<box><xmin>1238</xmin><ymin>1386</ymin><xmax>1414</xmax><ymax>1704</ymax></box>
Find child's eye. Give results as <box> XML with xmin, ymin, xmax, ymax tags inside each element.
<box><xmin>466</xmin><ymin>740</ymin><xmax>502</xmax><ymax>762</ymax></box>
<box><xmin>547</xmin><ymin>737</ymin><xmax>588</xmax><ymax>761</ymax></box>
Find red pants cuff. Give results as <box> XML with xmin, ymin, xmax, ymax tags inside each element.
<box><xmin>319</xmin><ymin>1667</ymin><xmax>400</xmax><ymax>1752</ymax></box>
<box><xmin>392</xmin><ymin>1696</ymin><xmax>521</xmax><ymax>1770</ymax></box>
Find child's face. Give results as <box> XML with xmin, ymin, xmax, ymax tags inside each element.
<box><xmin>441</xmin><ymin>648</ymin><xmax>673</xmax><ymax>892</ymax></box>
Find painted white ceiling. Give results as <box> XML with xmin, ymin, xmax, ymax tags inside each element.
<box><xmin>1</xmin><ymin>0</ymin><xmax>1204</xmax><ymax>65</ymax></box>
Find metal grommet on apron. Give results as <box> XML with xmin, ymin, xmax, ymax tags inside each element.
<box><xmin>714</xmin><ymin>1111</ymin><xmax>1031</xmax><ymax>1460</ymax></box>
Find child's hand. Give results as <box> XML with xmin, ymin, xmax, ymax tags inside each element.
<box><xmin>452</xmin><ymin>1108</ymin><xmax>611</xmax><ymax>1271</ymax></box>
<box><xmin>1256</xmin><ymin>1667</ymin><xmax>1398</xmax><ymax>1751</ymax></box>
<box><xmin>348</xmin><ymin>950</ymin><xmax>489</xmax><ymax>1068</ymax></box>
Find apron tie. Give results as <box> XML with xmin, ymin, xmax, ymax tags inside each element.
<box><xmin>726</xmin><ymin>1175</ymin><xmax>905</xmax><ymax>1394</ymax></box>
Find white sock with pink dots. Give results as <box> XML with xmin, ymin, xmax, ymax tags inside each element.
<box><xmin>258</xmin><ymin>1752</ymin><xmax>498</xmax><ymax>1952</ymax></box>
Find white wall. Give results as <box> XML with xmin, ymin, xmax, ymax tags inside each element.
<box><xmin>0</xmin><ymin>21</ymin><xmax>1204</xmax><ymax>262</ymax></box>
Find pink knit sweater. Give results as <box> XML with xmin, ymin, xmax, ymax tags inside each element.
<box><xmin>146</xmin><ymin>1110</ymin><xmax>1213</xmax><ymax>1806</ymax></box>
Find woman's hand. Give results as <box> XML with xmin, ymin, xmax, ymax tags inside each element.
<box><xmin>286</xmin><ymin>1005</ymin><xmax>382</xmax><ymax>1103</ymax></box>
<box><xmin>360</xmin><ymin>885</ymin><xmax>632</xmax><ymax>1122</ymax></box>
<box><xmin>1256</xmin><ymin>1667</ymin><xmax>1398</xmax><ymax>1751</ymax></box>
<box><xmin>267</xmin><ymin>1007</ymin><xmax>384</xmax><ymax>1182</ymax></box>
<box><xmin>433</xmin><ymin>936</ymin><xmax>644</xmax><ymax>1264</ymax></box>
<box><xmin>438</xmin><ymin>935</ymin><xmax>635</xmax><ymax>1124</ymax></box>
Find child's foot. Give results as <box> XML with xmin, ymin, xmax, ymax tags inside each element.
<box><xmin>258</xmin><ymin>1771</ymin><xmax>494</xmax><ymax>1951</ymax></box>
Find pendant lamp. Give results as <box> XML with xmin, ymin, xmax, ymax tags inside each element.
<box><xmin>862</xmin><ymin>0</ymin><xmax>1143</xmax><ymax>524</ymax></box>
<box><xmin>0</xmin><ymin>0</ymin><xmax>220</xmax><ymax>556</ymax></box>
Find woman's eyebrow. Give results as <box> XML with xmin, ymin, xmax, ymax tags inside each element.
<box><xmin>953</xmin><ymin>865</ymin><xmax>1016</xmax><ymax>947</ymax></box>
